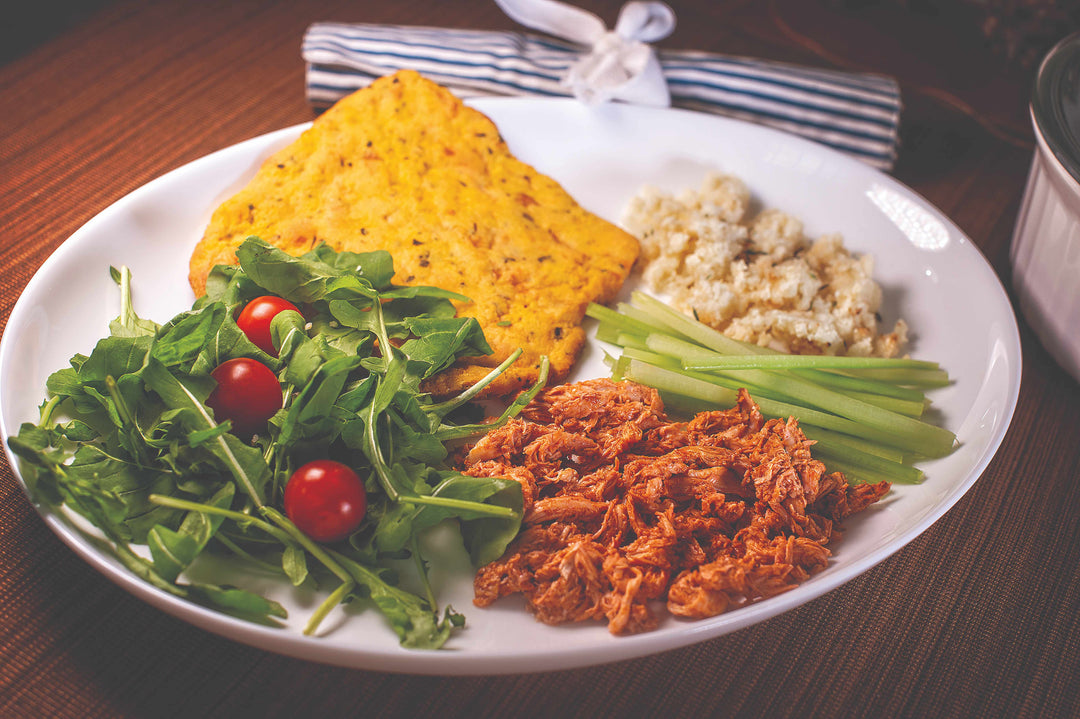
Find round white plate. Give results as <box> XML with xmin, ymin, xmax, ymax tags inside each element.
<box><xmin>0</xmin><ymin>98</ymin><xmax>1022</xmax><ymax>675</ymax></box>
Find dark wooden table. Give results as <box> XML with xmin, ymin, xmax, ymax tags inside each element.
<box><xmin>3</xmin><ymin>1</ymin><xmax>1078</xmax><ymax>717</ymax></box>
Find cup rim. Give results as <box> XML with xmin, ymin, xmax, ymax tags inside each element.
<box><xmin>1033</xmin><ymin>31</ymin><xmax>1080</xmax><ymax>187</ymax></box>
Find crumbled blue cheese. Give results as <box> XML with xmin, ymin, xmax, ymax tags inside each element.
<box><xmin>622</xmin><ymin>172</ymin><xmax>907</xmax><ymax>357</ymax></box>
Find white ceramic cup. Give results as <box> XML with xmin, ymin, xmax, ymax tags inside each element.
<box><xmin>1010</xmin><ymin>32</ymin><xmax>1080</xmax><ymax>383</ymax></box>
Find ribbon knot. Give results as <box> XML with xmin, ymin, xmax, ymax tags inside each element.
<box><xmin>494</xmin><ymin>0</ymin><xmax>676</xmax><ymax>106</ymax></box>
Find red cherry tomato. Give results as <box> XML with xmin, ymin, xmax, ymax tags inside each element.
<box><xmin>206</xmin><ymin>358</ymin><xmax>281</xmax><ymax>438</ymax></box>
<box><xmin>236</xmin><ymin>295</ymin><xmax>301</xmax><ymax>356</ymax></box>
<box><xmin>284</xmin><ymin>460</ymin><xmax>367</xmax><ymax>543</ymax></box>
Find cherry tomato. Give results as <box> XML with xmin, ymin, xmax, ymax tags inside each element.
<box><xmin>236</xmin><ymin>295</ymin><xmax>301</xmax><ymax>356</ymax></box>
<box><xmin>284</xmin><ymin>460</ymin><xmax>367</xmax><ymax>543</ymax></box>
<box><xmin>206</xmin><ymin>358</ymin><xmax>281</xmax><ymax>437</ymax></box>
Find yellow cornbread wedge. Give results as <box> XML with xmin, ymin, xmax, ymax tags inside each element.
<box><xmin>189</xmin><ymin>70</ymin><xmax>639</xmax><ymax>397</ymax></box>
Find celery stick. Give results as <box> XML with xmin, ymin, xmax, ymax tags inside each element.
<box><xmin>632</xmin><ymin>291</ymin><xmax>949</xmax><ymax>390</ymax></box>
<box><xmin>813</xmin><ymin>455</ymin><xmax>909</xmax><ymax>486</ymax></box>
<box><xmin>684</xmin><ymin>354</ymin><xmax>939</xmax><ymax>371</ymax></box>
<box><xmin>631</xmin><ymin>291</ymin><xmax>754</xmax><ymax>355</ymax></box>
<box><xmin>627</xmin><ymin>346</ymin><xmax>806</xmax><ymax>406</ymax></box>
<box><xmin>609</xmin><ymin>354</ymin><xmax>628</xmax><ymax>380</ymax></box>
<box><xmin>630</xmin><ymin>292</ymin><xmax>948</xmax><ymax>388</ymax></box>
<box><xmin>621</xmin><ymin>346</ymin><xmax>682</xmax><ymax>368</ymax></box>
<box><xmin>625</xmin><ymin>359</ymin><xmax>874</xmax><ymax>441</ymax></box>
<box><xmin>585</xmin><ymin>302</ymin><xmax>661</xmax><ymax>337</ymax></box>
<box><xmin>599</xmin><ymin>295</ymin><xmax>955</xmax><ymax>463</ymax></box>
<box><xmin>647</xmin><ymin>333</ymin><xmax>733</xmax><ymax>363</ymax></box>
<box><xmin>802</xmin><ymin>426</ymin><xmax>906</xmax><ymax>463</ymax></box>
<box><xmin>765</xmin><ymin>374</ymin><xmax>953</xmax><ymax>456</ymax></box>
<box><xmin>833</xmin><ymin>366</ymin><xmax>951</xmax><ymax>388</ymax></box>
<box><xmin>809</xmin><ymin>438</ymin><xmax>924</xmax><ymax>484</ymax></box>
<box><xmin>820</xmin><ymin>448</ymin><xmax>925</xmax><ymax>484</ymax></box>
<box><xmin>594</xmin><ymin>322</ymin><xmax>624</xmax><ymax>345</ymax></box>
<box><xmin>656</xmin><ymin>390</ymin><xmax>719</xmax><ymax>416</ymax></box>
<box><xmin>621</xmin><ymin>359</ymin><xmax>739</xmax><ymax>407</ymax></box>
<box><xmin>672</xmin><ymin>342</ymin><xmax>935</xmax><ymax>412</ymax></box>
<box><xmin>842</xmin><ymin>390</ymin><xmax>926</xmax><ymax>418</ymax></box>
<box><xmin>615</xmin><ymin>301</ymin><xmax>690</xmax><ymax>337</ymax></box>
<box><xmin>615</xmin><ymin>333</ymin><xmax>651</xmax><ymax>351</ymax></box>
<box><xmin>652</xmin><ymin>386</ymin><xmax>917</xmax><ymax>484</ymax></box>
<box><xmin>790</xmin><ymin>368</ymin><xmax>927</xmax><ymax>402</ymax></box>
<box><xmin>679</xmin><ymin>354</ymin><xmax>928</xmax><ymax>415</ymax></box>
<box><xmin>654</xmin><ymin>388</ymin><xmax>909</xmax><ymax>469</ymax></box>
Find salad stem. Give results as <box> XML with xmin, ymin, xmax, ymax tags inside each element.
<box><xmin>105</xmin><ymin>374</ymin><xmax>151</xmax><ymax>467</ymax></box>
<box><xmin>149</xmin><ymin>495</ymin><xmax>283</xmax><ymax>538</ymax></box>
<box><xmin>214</xmin><ymin>533</ymin><xmax>287</xmax><ymax>575</ymax></box>
<box><xmin>304</xmin><ymin>580</ymin><xmax>355</xmax><ymax>636</ymax></box>
<box><xmin>433</xmin><ymin>356</ymin><xmax>550</xmax><ymax>441</ymax></box>
<box><xmin>426</xmin><ymin>348</ymin><xmax>525</xmax><ymax>418</ymax></box>
<box><xmin>411</xmin><ymin>533</ymin><xmax>438</xmax><ymax>613</ymax></box>
<box><xmin>38</xmin><ymin>395</ymin><xmax>62</xmax><ymax>427</ymax></box>
<box><xmin>261</xmin><ymin>507</ymin><xmax>354</xmax><ymax>585</ymax></box>
<box><xmin>401</xmin><ymin>494</ymin><xmax>518</xmax><ymax>518</ymax></box>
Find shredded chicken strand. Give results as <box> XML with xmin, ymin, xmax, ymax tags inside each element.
<box><xmin>464</xmin><ymin>379</ymin><xmax>890</xmax><ymax>635</ymax></box>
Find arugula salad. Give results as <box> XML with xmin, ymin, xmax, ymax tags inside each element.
<box><xmin>8</xmin><ymin>237</ymin><xmax>546</xmax><ymax>649</ymax></box>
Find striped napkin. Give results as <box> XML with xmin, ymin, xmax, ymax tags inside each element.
<box><xmin>302</xmin><ymin>22</ymin><xmax>902</xmax><ymax>171</ymax></box>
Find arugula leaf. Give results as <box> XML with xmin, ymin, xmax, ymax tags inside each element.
<box><xmin>65</xmin><ymin>443</ymin><xmax>179</xmax><ymax>542</ymax></box>
<box><xmin>46</xmin><ymin>368</ymin><xmax>83</xmax><ymax>397</ymax></box>
<box><xmin>427</xmin><ymin>473</ymin><xmax>524</xmax><ymax>566</ymax></box>
<box><xmin>331</xmin><ymin>551</ymin><xmax>457</xmax><ymax>649</ymax></box>
<box><xmin>148</xmin><ymin>483</ymin><xmax>235</xmax><ymax>582</ymax></box>
<box><xmin>309</xmin><ymin>245</ymin><xmax>396</xmax><ymax>289</ymax></box>
<box><xmin>151</xmin><ymin>305</ymin><xmax>227</xmax><ymax>369</ymax></box>
<box><xmin>236</xmin><ymin>237</ymin><xmax>376</xmax><ymax>305</ymax></box>
<box><xmin>78</xmin><ymin>336</ymin><xmax>152</xmax><ymax>385</ymax></box>
<box><xmin>399</xmin><ymin>317</ymin><xmax>491</xmax><ymax>378</ymax></box>
<box><xmin>281</xmin><ymin>544</ymin><xmax>309</xmax><ymax>587</ymax></box>
<box><xmin>140</xmin><ymin>357</ymin><xmax>271</xmax><ymax>505</ymax></box>
<box><xmin>186</xmin><ymin>583</ymin><xmax>288</xmax><ymax>626</ymax></box>
<box><xmin>275</xmin><ymin>354</ymin><xmax>364</xmax><ymax>451</ymax></box>
<box><xmin>109</xmin><ymin>265</ymin><xmax>160</xmax><ymax>338</ymax></box>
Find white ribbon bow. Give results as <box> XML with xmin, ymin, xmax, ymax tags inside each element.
<box><xmin>494</xmin><ymin>0</ymin><xmax>676</xmax><ymax>106</ymax></box>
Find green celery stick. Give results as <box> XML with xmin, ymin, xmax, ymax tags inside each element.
<box><xmin>631</xmin><ymin>291</ymin><xmax>755</xmax><ymax>355</ymax></box>
<box><xmin>810</xmin><ymin>438</ymin><xmax>925</xmax><ymax>484</ymax></box>
<box><xmin>615</xmin><ymin>333</ymin><xmax>651</xmax><ymax>351</ymax></box>
<box><xmin>621</xmin><ymin>359</ymin><xmax>739</xmax><ymax>407</ymax></box>
<box><xmin>802</xmin><ymin>426</ymin><xmax>907</xmax><ymax>463</ymax></box>
<box><xmin>831</xmin><ymin>366</ymin><xmax>951</xmax><ymax>388</ymax></box>
<box><xmin>789</xmin><ymin>368</ymin><xmax>928</xmax><ymax>402</ymax></box>
<box><xmin>683</xmin><ymin>354</ymin><xmax>939</xmax><ymax>371</ymax></box>
<box><xmin>585</xmin><ymin>302</ymin><xmax>659</xmax><ymax>337</ymax></box>
<box><xmin>840</xmin><ymin>390</ymin><xmax>926</xmax><ymax>418</ymax></box>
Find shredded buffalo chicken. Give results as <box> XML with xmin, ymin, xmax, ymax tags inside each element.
<box><xmin>460</xmin><ymin>379</ymin><xmax>890</xmax><ymax>635</ymax></box>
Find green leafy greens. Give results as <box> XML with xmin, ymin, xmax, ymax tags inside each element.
<box><xmin>8</xmin><ymin>237</ymin><xmax>548</xmax><ymax>649</ymax></box>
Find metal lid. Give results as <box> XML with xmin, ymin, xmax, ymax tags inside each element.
<box><xmin>1033</xmin><ymin>32</ymin><xmax>1080</xmax><ymax>186</ymax></box>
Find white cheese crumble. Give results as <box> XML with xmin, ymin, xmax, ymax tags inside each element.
<box><xmin>622</xmin><ymin>172</ymin><xmax>907</xmax><ymax>357</ymax></box>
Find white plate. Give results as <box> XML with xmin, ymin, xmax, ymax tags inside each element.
<box><xmin>0</xmin><ymin>98</ymin><xmax>1022</xmax><ymax>675</ymax></box>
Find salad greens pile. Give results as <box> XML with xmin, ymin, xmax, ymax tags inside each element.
<box><xmin>8</xmin><ymin>237</ymin><xmax>547</xmax><ymax>649</ymax></box>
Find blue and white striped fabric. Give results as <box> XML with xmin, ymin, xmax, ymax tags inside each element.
<box><xmin>302</xmin><ymin>22</ymin><xmax>902</xmax><ymax>171</ymax></box>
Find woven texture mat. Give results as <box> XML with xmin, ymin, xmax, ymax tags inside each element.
<box><xmin>2</xmin><ymin>1</ymin><xmax>1079</xmax><ymax>717</ymax></box>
